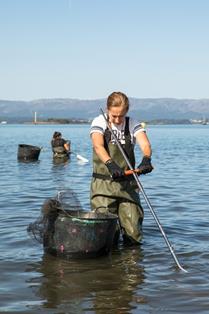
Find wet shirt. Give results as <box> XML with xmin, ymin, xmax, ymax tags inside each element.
<box><xmin>90</xmin><ymin>114</ymin><xmax>145</xmax><ymax>144</ymax></box>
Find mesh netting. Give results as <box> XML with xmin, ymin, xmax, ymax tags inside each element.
<box><xmin>27</xmin><ymin>189</ymin><xmax>118</xmax><ymax>258</ymax></box>
<box><xmin>27</xmin><ymin>189</ymin><xmax>83</xmax><ymax>244</ymax></box>
<box><xmin>56</xmin><ymin>189</ymin><xmax>83</xmax><ymax>211</ymax></box>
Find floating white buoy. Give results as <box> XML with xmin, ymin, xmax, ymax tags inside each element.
<box><xmin>76</xmin><ymin>154</ymin><xmax>89</xmax><ymax>163</ymax></box>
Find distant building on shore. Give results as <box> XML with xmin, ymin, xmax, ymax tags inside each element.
<box><xmin>34</xmin><ymin>111</ymin><xmax>37</xmax><ymax>124</ymax></box>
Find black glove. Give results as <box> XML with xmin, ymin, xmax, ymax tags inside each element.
<box><xmin>137</xmin><ymin>156</ymin><xmax>153</xmax><ymax>175</ymax></box>
<box><xmin>105</xmin><ymin>159</ymin><xmax>124</xmax><ymax>179</ymax></box>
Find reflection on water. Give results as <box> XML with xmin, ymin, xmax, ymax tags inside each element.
<box><xmin>30</xmin><ymin>247</ymin><xmax>145</xmax><ymax>313</ymax></box>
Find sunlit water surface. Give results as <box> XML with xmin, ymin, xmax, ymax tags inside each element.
<box><xmin>0</xmin><ymin>124</ymin><xmax>209</xmax><ymax>313</ymax></box>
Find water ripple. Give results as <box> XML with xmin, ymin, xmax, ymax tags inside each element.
<box><xmin>0</xmin><ymin>124</ymin><xmax>209</xmax><ymax>313</ymax></box>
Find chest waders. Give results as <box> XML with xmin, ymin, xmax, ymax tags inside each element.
<box><xmin>52</xmin><ymin>139</ymin><xmax>69</xmax><ymax>159</ymax></box>
<box><xmin>90</xmin><ymin>117</ymin><xmax>144</xmax><ymax>244</ymax></box>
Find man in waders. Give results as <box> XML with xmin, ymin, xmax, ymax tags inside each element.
<box><xmin>90</xmin><ymin>91</ymin><xmax>153</xmax><ymax>245</ymax></box>
<box><xmin>51</xmin><ymin>131</ymin><xmax>71</xmax><ymax>161</ymax></box>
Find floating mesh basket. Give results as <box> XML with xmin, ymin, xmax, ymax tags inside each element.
<box><xmin>28</xmin><ymin>190</ymin><xmax>118</xmax><ymax>259</ymax></box>
<box><xmin>18</xmin><ymin>144</ymin><xmax>41</xmax><ymax>162</ymax></box>
<box><xmin>44</xmin><ymin>210</ymin><xmax>118</xmax><ymax>258</ymax></box>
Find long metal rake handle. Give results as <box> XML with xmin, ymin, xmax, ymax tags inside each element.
<box><xmin>101</xmin><ymin>108</ymin><xmax>187</xmax><ymax>273</ymax></box>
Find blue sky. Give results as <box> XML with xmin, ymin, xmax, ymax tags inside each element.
<box><xmin>1</xmin><ymin>0</ymin><xmax>209</xmax><ymax>100</ymax></box>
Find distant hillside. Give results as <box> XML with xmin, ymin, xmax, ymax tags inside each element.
<box><xmin>0</xmin><ymin>97</ymin><xmax>209</xmax><ymax>122</ymax></box>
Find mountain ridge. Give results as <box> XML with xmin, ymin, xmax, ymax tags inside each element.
<box><xmin>0</xmin><ymin>97</ymin><xmax>209</xmax><ymax>122</ymax></box>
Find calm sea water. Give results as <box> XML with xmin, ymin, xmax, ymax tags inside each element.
<box><xmin>0</xmin><ymin>123</ymin><xmax>209</xmax><ymax>313</ymax></box>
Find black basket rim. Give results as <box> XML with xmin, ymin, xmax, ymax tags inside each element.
<box><xmin>18</xmin><ymin>143</ymin><xmax>41</xmax><ymax>150</ymax></box>
<box><xmin>58</xmin><ymin>210</ymin><xmax>118</xmax><ymax>221</ymax></box>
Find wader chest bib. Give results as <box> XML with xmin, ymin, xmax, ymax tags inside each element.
<box><xmin>52</xmin><ymin>139</ymin><xmax>68</xmax><ymax>158</ymax></box>
<box><xmin>91</xmin><ymin>117</ymin><xmax>140</xmax><ymax>204</ymax></box>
